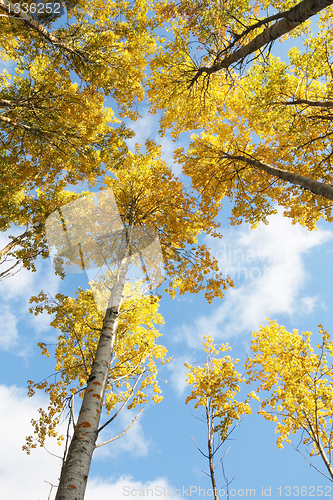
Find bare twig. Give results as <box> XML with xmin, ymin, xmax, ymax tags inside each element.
<box><xmin>95</xmin><ymin>408</ymin><xmax>144</xmax><ymax>448</ymax></box>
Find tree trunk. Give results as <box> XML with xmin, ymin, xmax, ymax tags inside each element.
<box><xmin>54</xmin><ymin>255</ymin><xmax>129</xmax><ymax>500</ymax></box>
<box><xmin>0</xmin><ymin>226</ymin><xmax>37</xmax><ymax>261</ymax></box>
<box><xmin>206</xmin><ymin>404</ymin><xmax>218</xmax><ymax>500</ymax></box>
<box><xmin>226</xmin><ymin>153</ymin><xmax>333</xmax><ymax>202</ymax></box>
<box><xmin>190</xmin><ymin>0</ymin><xmax>333</xmax><ymax>85</ymax></box>
<box><xmin>308</xmin><ymin>421</ymin><xmax>333</xmax><ymax>480</ymax></box>
<box><xmin>0</xmin><ymin>0</ymin><xmax>83</xmax><ymax>58</ymax></box>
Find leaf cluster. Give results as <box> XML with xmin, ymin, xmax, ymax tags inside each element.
<box><xmin>25</xmin><ymin>288</ymin><xmax>169</xmax><ymax>452</ymax></box>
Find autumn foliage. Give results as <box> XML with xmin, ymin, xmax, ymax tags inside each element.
<box><xmin>246</xmin><ymin>320</ymin><xmax>333</xmax><ymax>480</ymax></box>
<box><xmin>2</xmin><ymin>0</ymin><xmax>333</xmax><ymax>497</ymax></box>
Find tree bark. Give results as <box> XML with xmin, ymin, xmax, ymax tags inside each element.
<box><xmin>0</xmin><ymin>0</ymin><xmax>84</xmax><ymax>59</ymax></box>
<box><xmin>0</xmin><ymin>226</ymin><xmax>37</xmax><ymax>261</ymax></box>
<box><xmin>225</xmin><ymin>153</ymin><xmax>333</xmax><ymax>202</ymax></box>
<box><xmin>277</xmin><ymin>99</ymin><xmax>333</xmax><ymax>108</ymax></box>
<box><xmin>308</xmin><ymin>421</ymin><xmax>333</xmax><ymax>480</ymax></box>
<box><xmin>206</xmin><ymin>404</ymin><xmax>218</xmax><ymax>500</ymax></box>
<box><xmin>0</xmin><ymin>114</ymin><xmax>48</xmax><ymax>134</ymax></box>
<box><xmin>54</xmin><ymin>255</ymin><xmax>129</xmax><ymax>500</ymax></box>
<box><xmin>190</xmin><ymin>0</ymin><xmax>333</xmax><ymax>85</ymax></box>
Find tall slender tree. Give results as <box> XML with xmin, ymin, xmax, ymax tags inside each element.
<box><xmin>25</xmin><ymin>144</ymin><xmax>231</xmax><ymax>499</ymax></box>
<box><xmin>0</xmin><ymin>0</ymin><xmax>153</xmax><ymax>276</ymax></box>
<box><xmin>185</xmin><ymin>336</ymin><xmax>255</xmax><ymax>499</ymax></box>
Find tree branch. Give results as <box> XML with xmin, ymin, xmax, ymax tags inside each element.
<box><xmin>274</xmin><ymin>99</ymin><xmax>333</xmax><ymax>108</ymax></box>
<box><xmin>95</xmin><ymin>408</ymin><xmax>144</xmax><ymax>448</ymax></box>
<box><xmin>0</xmin><ymin>0</ymin><xmax>85</xmax><ymax>60</ymax></box>
<box><xmin>224</xmin><ymin>152</ymin><xmax>333</xmax><ymax>202</ymax></box>
<box><xmin>189</xmin><ymin>0</ymin><xmax>333</xmax><ymax>87</ymax></box>
<box><xmin>97</xmin><ymin>371</ymin><xmax>144</xmax><ymax>434</ymax></box>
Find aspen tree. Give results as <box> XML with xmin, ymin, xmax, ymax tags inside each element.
<box><xmin>185</xmin><ymin>336</ymin><xmax>256</xmax><ymax>499</ymax></box>
<box><xmin>246</xmin><ymin>320</ymin><xmax>333</xmax><ymax>481</ymax></box>
<box><xmin>150</xmin><ymin>1</ymin><xmax>333</xmax><ymax>229</ymax></box>
<box><xmin>26</xmin><ymin>144</ymin><xmax>231</xmax><ymax>499</ymax></box>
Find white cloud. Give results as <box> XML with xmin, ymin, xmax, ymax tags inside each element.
<box><xmin>0</xmin><ymin>258</ymin><xmax>60</xmax><ymax>306</ymax></box>
<box><xmin>0</xmin><ymin>260</ymin><xmax>61</xmax><ymax>354</ymax></box>
<box><xmin>0</xmin><ymin>227</ymin><xmax>62</xmax><ymax>353</ymax></box>
<box><xmin>166</xmin><ymin>356</ymin><xmax>191</xmax><ymax>397</ymax></box>
<box><xmin>299</xmin><ymin>295</ymin><xmax>322</xmax><ymax>314</ymax></box>
<box><xmin>0</xmin><ymin>384</ymin><xmax>179</xmax><ymax>500</ymax></box>
<box><xmin>126</xmin><ymin>112</ymin><xmax>156</xmax><ymax>150</ymax></box>
<box><xmin>177</xmin><ymin>211</ymin><xmax>333</xmax><ymax>347</ymax></box>
<box><xmin>126</xmin><ymin>112</ymin><xmax>182</xmax><ymax>176</ymax></box>
<box><xmin>0</xmin><ymin>385</ymin><xmax>64</xmax><ymax>500</ymax></box>
<box><xmin>86</xmin><ymin>475</ymin><xmax>179</xmax><ymax>500</ymax></box>
<box><xmin>0</xmin><ymin>59</ymin><xmax>15</xmax><ymax>73</ymax></box>
<box><xmin>0</xmin><ymin>306</ymin><xmax>19</xmax><ymax>349</ymax></box>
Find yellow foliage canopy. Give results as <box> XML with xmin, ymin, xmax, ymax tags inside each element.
<box><xmin>150</xmin><ymin>2</ymin><xmax>333</xmax><ymax>229</ymax></box>
<box><xmin>246</xmin><ymin>320</ymin><xmax>333</xmax><ymax>479</ymax></box>
<box><xmin>185</xmin><ymin>336</ymin><xmax>255</xmax><ymax>441</ymax></box>
<box><xmin>25</xmin><ymin>289</ymin><xmax>168</xmax><ymax>452</ymax></box>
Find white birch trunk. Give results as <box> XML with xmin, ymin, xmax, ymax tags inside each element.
<box><xmin>54</xmin><ymin>255</ymin><xmax>129</xmax><ymax>500</ymax></box>
<box><xmin>216</xmin><ymin>0</ymin><xmax>333</xmax><ymax>70</ymax></box>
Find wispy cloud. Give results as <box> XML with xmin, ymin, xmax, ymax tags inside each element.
<box><xmin>0</xmin><ymin>228</ymin><xmax>62</xmax><ymax>354</ymax></box>
<box><xmin>177</xmin><ymin>211</ymin><xmax>332</xmax><ymax>347</ymax></box>
<box><xmin>0</xmin><ymin>60</ymin><xmax>16</xmax><ymax>73</ymax></box>
<box><xmin>0</xmin><ymin>306</ymin><xmax>19</xmax><ymax>350</ymax></box>
<box><xmin>0</xmin><ymin>384</ymin><xmax>65</xmax><ymax>500</ymax></box>
<box><xmin>166</xmin><ymin>356</ymin><xmax>192</xmax><ymax>397</ymax></box>
<box><xmin>86</xmin><ymin>475</ymin><xmax>180</xmax><ymax>500</ymax></box>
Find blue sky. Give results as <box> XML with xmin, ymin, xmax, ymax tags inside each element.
<box><xmin>1</xmin><ymin>193</ymin><xmax>333</xmax><ymax>500</ymax></box>
<box><xmin>1</xmin><ymin>9</ymin><xmax>333</xmax><ymax>500</ymax></box>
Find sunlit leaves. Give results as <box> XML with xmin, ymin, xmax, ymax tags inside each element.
<box><xmin>0</xmin><ymin>0</ymin><xmax>155</xmax><ymax>108</ymax></box>
<box><xmin>185</xmin><ymin>336</ymin><xmax>254</xmax><ymax>441</ymax></box>
<box><xmin>23</xmin><ymin>141</ymin><xmax>230</xmax><ymax>451</ymax></box>
<box><xmin>246</xmin><ymin>320</ymin><xmax>333</xmax><ymax>468</ymax></box>
<box><xmin>150</xmin><ymin>1</ymin><xmax>333</xmax><ymax>229</ymax></box>
<box><xmin>25</xmin><ymin>289</ymin><xmax>168</xmax><ymax>451</ymax></box>
<box><xmin>103</xmin><ymin>142</ymin><xmax>232</xmax><ymax>302</ymax></box>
